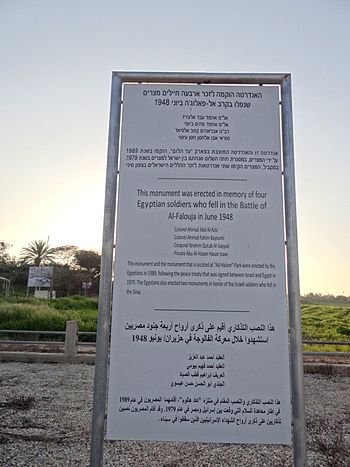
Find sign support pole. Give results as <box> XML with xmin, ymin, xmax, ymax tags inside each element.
<box><xmin>281</xmin><ymin>75</ymin><xmax>307</xmax><ymax>467</ymax></box>
<box><xmin>90</xmin><ymin>73</ymin><xmax>122</xmax><ymax>467</ymax></box>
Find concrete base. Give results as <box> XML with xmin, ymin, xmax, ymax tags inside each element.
<box><xmin>304</xmin><ymin>363</ymin><xmax>350</xmax><ymax>376</ymax></box>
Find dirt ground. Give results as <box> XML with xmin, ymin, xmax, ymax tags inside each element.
<box><xmin>0</xmin><ymin>363</ymin><xmax>349</xmax><ymax>466</ymax></box>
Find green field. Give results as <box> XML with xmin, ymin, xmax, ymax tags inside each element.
<box><xmin>0</xmin><ymin>296</ymin><xmax>98</xmax><ymax>333</ymax></box>
<box><xmin>0</xmin><ymin>297</ymin><xmax>349</xmax><ymax>351</ymax></box>
<box><xmin>301</xmin><ymin>303</ymin><xmax>350</xmax><ymax>352</ymax></box>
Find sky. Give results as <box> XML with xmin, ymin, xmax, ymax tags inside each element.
<box><xmin>1</xmin><ymin>0</ymin><xmax>349</xmax><ymax>295</ymax></box>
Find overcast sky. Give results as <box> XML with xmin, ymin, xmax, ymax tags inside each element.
<box><xmin>1</xmin><ymin>0</ymin><xmax>349</xmax><ymax>295</ymax></box>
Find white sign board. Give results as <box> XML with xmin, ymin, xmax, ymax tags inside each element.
<box><xmin>107</xmin><ymin>84</ymin><xmax>291</xmax><ymax>444</ymax></box>
<box><xmin>28</xmin><ymin>266</ymin><xmax>53</xmax><ymax>288</ymax></box>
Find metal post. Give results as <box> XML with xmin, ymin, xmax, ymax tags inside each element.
<box><xmin>90</xmin><ymin>73</ymin><xmax>122</xmax><ymax>467</ymax></box>
<box><xmin>281</xmin><ymin>75</ymin><xmax>307</xmax><ymax>466</ymax></box>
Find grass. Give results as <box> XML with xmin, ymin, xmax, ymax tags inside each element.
<box><xmin>302</xmin><ymin>303</ymin><xmax>350</xmax><ymax>352</ymax></box>
<box><xmin>0</xmin><ymin>295</ymin><xmax>97</xmax><ymax>332</ymax></box>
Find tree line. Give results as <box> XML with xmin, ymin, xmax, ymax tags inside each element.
<box><xmin>2</xmin><ymin>240</ymin><xmax>349</xmax><ymax>302</ymax></box>
<box><xmin>301</xmin><ymin>292</ymin><xmax>350</xmax><ymax>305</ymax></box>
<box><xmin>0</xmin><ymin>240</ymin><xmax>101</xmax><ymax>296</ymax></box>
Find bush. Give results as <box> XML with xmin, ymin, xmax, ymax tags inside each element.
<box><xmin>48</xmin><ymin>295</ymin><xmax>98</xmax><ymax>311</ymax></box>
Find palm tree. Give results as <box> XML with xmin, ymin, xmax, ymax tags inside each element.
<box><xmin>20</xmin><ymin>240</ymin><xmax>57</xmax><ymax>266</ymax></box>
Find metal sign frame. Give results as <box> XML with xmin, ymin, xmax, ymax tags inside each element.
<box><xmin>90</xmin><ymin>72</ymin><xmax>306</xmax><ymax>466</ymax></box>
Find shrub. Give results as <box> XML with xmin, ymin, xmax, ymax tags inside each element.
<box><xmin>48</xmin><ymin>295</ymin><xmax>98</xmax><ymax>311</ymax></box>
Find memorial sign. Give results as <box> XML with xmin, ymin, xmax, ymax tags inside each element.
<box><xmin>106</xmin><ymin>83</ymin><xmax>292</xmax><ymax>444</ymax></box>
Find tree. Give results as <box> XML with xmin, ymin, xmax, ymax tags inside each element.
<box><xmin>0</xmin><ymin>242</ymin><xmax>27</xmax><ymax>292</ymax></box>
<box><xmin>48</xmin><ymin>245</ymin><xmax>80</xmax><ymax>296</ymax></box>
<box><xmin>0</xmin><ymin>241</ymin><xmax>12</xmax><ymax>281</ymax></box>
<box><xmin>0</xmin><ymin>241</ymin><xmax>11</xmax><ymax>265</ymax></box>
<box><xmin>19</xmin><ymin>240</ymin><xmax>57</xmax><ymax>266</ymax></box>
<box><xmin>53</xmin><ymin>265</ymin><xmax>84</xmax><ymax>296</ymax></box>
<box><xmin>75</xmin><ymin>250</ymin><xmax>101</xmax><ymax>278</ymax></box>
<box><xmin>74</xmin><ymin>249</ymin><xmax>101</xmax><ymax>296</ymax></box>
<box><xmin>50</xmin><ymin>245</ymin><xmax>79</xmax><ymax>268</ymax></box>
<box><xmin>47</xmin><ymin>248</ymin><xmax>101</xmax><ymax>296</ymax></box>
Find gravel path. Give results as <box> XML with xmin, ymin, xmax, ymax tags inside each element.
<box><xmin>0</xmin><ymin>363</ymin><xmax>349</xmax><ymax>466</ymax></box>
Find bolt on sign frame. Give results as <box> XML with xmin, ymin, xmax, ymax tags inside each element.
<box><xmin>90</xmin><ymin>72</ymin><xmax>306</xmax><ymax>467</ymax></box>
